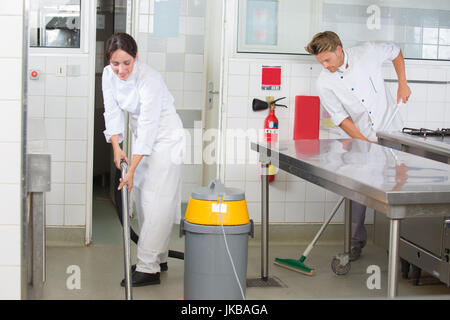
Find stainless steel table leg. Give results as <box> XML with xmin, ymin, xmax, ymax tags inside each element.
<box><xmin>32</xmin><ymin>193</ymin><xmax>45</xmax><ymax>298</ymax></box>
<box><xmin>344</xmin><ymin>198</ymin><xmax>352</xmax><ymax>254</ymax></box>
<box><xmin>261</xmin><ymin>162</ymin><xmax>269</xmax><ymax>280</ymax></box>
<box><xmin>388</xmin><ymin>219</ymin><xmax>400</xmax><ymax>298</ymax></box>
<box><xmin>26</xmin><ymin>192</ymin><xmax>46</xmax><ymax>300</ymax></box>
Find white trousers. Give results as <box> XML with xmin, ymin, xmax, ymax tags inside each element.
<box><xmin>132</xmin><ymin>138</ymin><xmax>183</xmax><ymax>274</ymax></box>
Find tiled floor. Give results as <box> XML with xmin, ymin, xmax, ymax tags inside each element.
<box><xmin>41</xmin><ymin>187</ymin><xmax>450</xmax><ymax>300</ymax></box>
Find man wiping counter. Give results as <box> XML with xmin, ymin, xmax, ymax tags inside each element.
<box><xmin>305</xmin><ymin>31</ymin><xmax>411</xmax><ymax>260</ymax></box>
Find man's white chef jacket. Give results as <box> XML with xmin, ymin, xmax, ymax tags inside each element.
<box><xmin>316</xmin><ymin>42</ymin><xmax>402</xmax><ymax>141</ymax></box>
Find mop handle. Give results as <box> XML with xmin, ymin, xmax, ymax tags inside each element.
<box><xmin>383</xmin><ymin>103</ymin><xmax>401</xmax><ymax>131</ymax></box>
<box><xmin>303</xmin><ymin>197</ymin><xmax>345</xmax><ymax>258</ymax></box>
<box><xmin>121</xmin><ymin>160</ymin><xmax>133</xmax><ymax>300</ymax></box>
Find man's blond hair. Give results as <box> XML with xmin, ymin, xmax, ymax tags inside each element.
<box><xmin>305</xmin><ymin>31</ymin><xmax>342</xmax><ymax>55</ymax></box>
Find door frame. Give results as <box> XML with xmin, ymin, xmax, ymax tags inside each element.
<box><xmin>85</xmin><ymin>0</ymin><xmax>135</xmax><ymax>245</ymax></box>
<box><xmin>85</xmin><ymin>0</ymin><xmax>100</xmax><ymax>245</ymax></box>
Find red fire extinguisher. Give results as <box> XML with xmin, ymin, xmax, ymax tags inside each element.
<box><xmin>252</xmin><ymin>97</ymin><xmax>287</xmax><ymax>182</ymax></box>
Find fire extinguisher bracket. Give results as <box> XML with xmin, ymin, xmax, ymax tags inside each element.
<box><xmin>252</xmin><ymin>97</ymin><xmax>287</xmax><ymax>112</ymax></box>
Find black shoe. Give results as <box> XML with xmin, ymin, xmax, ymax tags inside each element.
<box><xmin>120</xmin><ymin>270</ymin><xmax>160</xmax><ymax>287</ymax></box>
<box><xmin>160</xmin><ymin>262</ymin><xmax>168</xmax><ymax>272</ymax></box>
<box><xmin>349</xmin><ymin>246</ymin><xmax>362</xmax><ymax>261</ymax></box>
<box><xmin>131</xmin><ymin>262</ymin><xmax>168</xmax><ymax>273</ymax></box>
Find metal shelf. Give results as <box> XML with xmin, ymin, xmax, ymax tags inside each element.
<box><xmin>385</xmin><ymin>79</ymin><xmax>449</xmax><ymax>85</ymax></box>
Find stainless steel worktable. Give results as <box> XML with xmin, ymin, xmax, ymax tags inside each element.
<box><xmin>376</xmin><ymin>131</ymin><xmax>450</xmax><ymax>286</ymax></box>
<box><xmin>251</xmin><ymin>139</ymin><xmax>450</xmax><ymax>298</ymax></box>
<box><xmin>377</xmin><ymin>131</ymin><xmax>450</xmax><ymax>164</ymax></box>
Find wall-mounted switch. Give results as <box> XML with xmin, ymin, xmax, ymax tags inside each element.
<box><xmin>56</xmin><ymin>65</ymin><xmax>66</xmax><ymax>77</ymax></box>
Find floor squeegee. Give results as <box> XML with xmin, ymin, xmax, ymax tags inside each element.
<box><xmin>274</xmin><ymin>197</ymin><xmax>345</xmax><ymax>276</ymax></box>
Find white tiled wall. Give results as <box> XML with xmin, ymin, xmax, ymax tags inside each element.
<box><xmin>28</xmin><ymin>54</ymin><xmax>90</xmax><ymax>226</ymax></box>
<box><xmin>137</xmin><ymin>0</ymin><xmax>206</xmax><ymax>201</ymax></box>
<box><xmin>0</xmin><ymin>0</ymin><xmax>23</xmax><ymax>300</ymax></box>
<box><xmin>323</xmin><ymin>3</ymin><xmax>450</xmax><ymax>60</ymax></box>
<box><xmin>137</xmin><ymin>0</ymin><xmax>205</xmax><ymax>110</ymax></box>
<box><xmin>223</xmin><ymin>57</ymin><xmax>450</xmax><ymax>224</ymax></box>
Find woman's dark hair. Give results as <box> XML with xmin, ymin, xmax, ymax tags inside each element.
<box><xmin>105</xmin><ymin>33</ymin><xmax>138</xmax><ymax>61</ymax></box>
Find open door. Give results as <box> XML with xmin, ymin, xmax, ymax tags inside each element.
<box><xmin>203</xmin><ymin>0</ymin><xmax>227</xmax><ymax>184</ymax></box>
<box><xmin>89</xmin><ymin>0</ymin><xmax>134</xmax><ymax>244</ymax></box>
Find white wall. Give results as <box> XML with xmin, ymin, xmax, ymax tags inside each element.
<box><xmin>27</xmin><ymin>1</ymin><xmax>96</xmax><ymax>231</ymax></box>
<box><xmin>222</xmin><ymin>0</ymin><xmax>450</xmax><ymax>225</ymax></box>
<box><xmin>28</xmin><ymin>55</ymin><xmax>91</xmax><ymax>227</ymax></box>
<box><xmin>0</xmin><ymin>0</ymin><xmax>24</xmax><ymax>300</ymax></box>
<box><xmin>136</xmin><ymin>0</ymin><xmax>207</xmax><ymax>202</ymax></box>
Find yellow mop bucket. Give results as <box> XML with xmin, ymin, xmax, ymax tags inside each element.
<box><xmin>185</xmin><ymin>180</ymin><xmax>249</xmax><ymax>226</ymax></box>
<box><xmin>181</xmin><ymin>179</ymin><xmax>253</xmax><ymax>300</ymax></box>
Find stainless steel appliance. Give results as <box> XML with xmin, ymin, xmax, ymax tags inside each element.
<box><xmin>29</xmin><ymin>0</ymin><xmax>81</xmax><ymax>48</ymax></box>
<box><xmin>24</xmin><ymin>119</ymin><xmax>52</xmax><ymax>299</ymax></box>
<box><xmin>251</xmin><ymin>139</ymin><xmax>450</xmax><ymax>298</ymax></box>
<box><xmin>376</xmin><ymin>128</ymin><xmax>450</xmax><ymax>287</ymax></box>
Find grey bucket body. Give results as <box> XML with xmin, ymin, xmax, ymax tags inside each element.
<box><xmin>180</xmin><ymin>219</ymin><xmax>253</xmax><ymax>300</ymax></box>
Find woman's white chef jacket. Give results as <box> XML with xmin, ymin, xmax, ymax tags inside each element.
<box><xmin>316</xmin><ymin>42</ymin><xmax>403</xmax><ymax>142</ymax></box>
<box><xmin>102</xmin><ymin>61</ymin><xmax>184</xmax><ymax>273</ymax></box>
<box><xmin>102</xmin><ymin>61</ymin><xmax>183</xmax><ymax>156</ymax></box>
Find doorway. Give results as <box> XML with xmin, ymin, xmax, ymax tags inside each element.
<box><xmin>92</xmin><ymin>0</ymin><xmax>131</xmax><ymax>243</ymax></box>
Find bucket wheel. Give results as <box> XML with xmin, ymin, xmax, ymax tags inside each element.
<box><xmin>331</xmin><ymin>253</ymin><xmax>351</xmax><ymax>275</ymax></box>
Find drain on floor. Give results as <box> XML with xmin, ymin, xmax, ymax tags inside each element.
<box><xmin>246</xmin><ymin>276</ymin><xmax>287</xmax><ymax>288</ymax></box>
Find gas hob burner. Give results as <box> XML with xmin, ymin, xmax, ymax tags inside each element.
<box><xmin>402</xmin><ymin>127</ymin><xmax>450</xmax><ymax>137</ymax></box>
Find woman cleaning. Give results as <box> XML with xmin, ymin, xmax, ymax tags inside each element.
<box><xmin>102</xmin><ymin>33</ymin><xmax>185</xmax><ymax>287</ymax></box>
